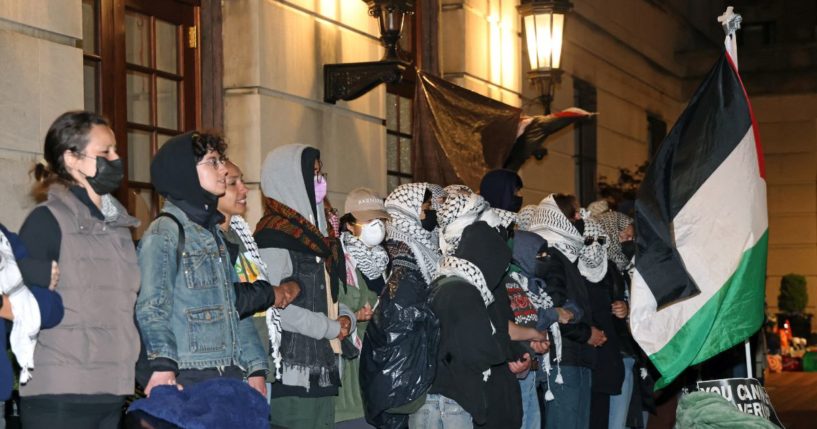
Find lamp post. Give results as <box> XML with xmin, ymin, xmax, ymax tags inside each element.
<box><xmin>323</xmin><ymin>1</ymin><xmax>415</xmax><ymax>104</ymax></box>
<box><xmin>518</xmin><ymin>0</ymin><xmax>572</xmax><ymax>114</ymax></box>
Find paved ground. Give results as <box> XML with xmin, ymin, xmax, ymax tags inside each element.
<box><xmin>766</xmin><ymin>372</ymin><xmax>817</xmax><ymax>429</ymax></box>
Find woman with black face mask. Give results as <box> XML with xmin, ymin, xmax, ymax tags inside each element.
<box><xmin>17</xmin><ymin>111</ymin><xmax>140</xmax><ymax>428</ymax></box>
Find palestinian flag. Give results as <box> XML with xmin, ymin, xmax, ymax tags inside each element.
<box><xmin>630</xmin><ymin>50</ymin><xmax>767</xmax><ymax>389</ymax></box>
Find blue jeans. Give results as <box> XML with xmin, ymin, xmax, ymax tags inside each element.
<box><xmin>519</xmin><ymin>372</ymin><xmax>541</xmax><ymax>429</ymax></box>
<box><xmin>609</xmin><ymin>356</ymin><xmax>635</xmax><ymax>429</ymax></box>
<box><xmin>409</xmin><ymin>394</ymin><xmax>473</xmax><ymax>429</ymax></box>
<box><xmin>544</xmin><ymin>366</ymin><xmax>591</xmax><ymax>429</ymax></box>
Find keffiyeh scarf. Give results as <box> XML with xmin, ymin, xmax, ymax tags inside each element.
<box><xmin>427</xmin><ymin>183</ymin><xmax>446</xmax><ymax>211</ymax></box>
<box><xmin>593</xmin><ymin>210</ymin><xmax>633</xmax><ymax>272</ymax></box>
<box><xmin>529</xmin><ymin>195</ymin><xmax>583</xmax><ymax>262</ymax></box>
<box><xmin>516</xmin><ymin>205</ymin><xmax>537</xmax><ymax>231</ymax></box>
<box><xmin>385</xmin><ymin>183</ymin><xmax>441</xmax><ymax>284</ymax></box>
<box><xmin>230</xmin><ymin>215</ymin><xmax>283</xmax><ymax>381</ymax></box>
<box><xmin>341</xmin><ymin>231</ymin><xmax>389</xmax><ymax>283</ymax></box>
<box><xmin>438</xmin><ymin>190</ymin><xmax>490</xmax><ymax>256</ymax></box>
<box><xmin>578</xmin><ymin>218</ymin><xmax>609</xmax><ymax>283</ymax></box>
<box><xmin>436</xmin><ymin>255</ymin><xmax>494</xmax><ymax>307</ymax></box>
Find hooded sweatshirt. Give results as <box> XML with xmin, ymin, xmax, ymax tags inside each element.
<box><xmin>479</xmin><ymin>169</ymin><xmax>523</xmax><ymax>213</ymax></box>
<box><xmin>151</xmin><ymin>132</ymin><xmax>224</xmax><ymax>228</ymax></box>
<box><xmin>255</xmin><ymin>144</ymin><xmax>344</xmax><ymax>398</ymax></box>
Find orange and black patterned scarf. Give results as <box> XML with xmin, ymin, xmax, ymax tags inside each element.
<box><xmin>254</xmin><ymin>197</ymin><xmax>345</xmax><ymax>302</ymax></box>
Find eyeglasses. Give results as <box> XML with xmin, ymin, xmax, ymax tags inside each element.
<box><xmin>584</xmin><ymin>236</ymin><xmax>607</xmax><ymax>246</ymax></box>
<box><xmin>197</xmin><ymin>157</ymin><xmax>227</xmax><ymax>169</ymax></box>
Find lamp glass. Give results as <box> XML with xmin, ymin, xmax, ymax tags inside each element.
<box><xmin>524</xmin><ymin>11</ymin><xmax>564</xmax><ymax>71</ymax></box>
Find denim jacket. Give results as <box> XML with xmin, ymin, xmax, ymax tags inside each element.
<box><xmin>136</xmin><ymin>202</ymin><xmax>267</xmax><ymax>376</ymax></box>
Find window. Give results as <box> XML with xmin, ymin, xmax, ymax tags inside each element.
<box><xmin>81</xmin><ymin>0</ymin><xmax>200</xmax><ymax>239</ymax></box>
<box><xmin>386</xmin><ymin>93</ymin><xmax>413</xmax><ymax>193</ymax></box>
<box><xmin>647</xmin><ymin>113</ymin><xmax>667</xmax><ymax>160</ymax></box>
<box><xmin>574</xmin><ymin>79</ymin><xmax>597</xmax><ymax>206</ymax></box>
<box><xmin>384</xmin><ymin>9</ymin><xmax>419</xmax><ymax>193</ymax></box>
<box><xmin>82</xmin><ymin>0</ymin><xmax>101</xmax><ymax>113</ymax></box>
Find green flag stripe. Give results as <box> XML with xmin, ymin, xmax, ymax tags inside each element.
<box><xmin>649</xmin><ymin>230</ymin><xmax>768</xmax><ymax>389</ymax></box>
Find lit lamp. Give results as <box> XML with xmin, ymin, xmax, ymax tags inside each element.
<box><xmin>518</xmin><ymin>0</ymin><xmax>572</xmax><ymax>114</ymax></box>
<box><xmin>323</xmin><ymin>0</ymin><xmax>415</xmax><ymax>104</ymax></box>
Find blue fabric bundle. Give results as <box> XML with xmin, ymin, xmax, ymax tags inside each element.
<box><xmin>128</xmin><ymin>378</ymin><xmax>268</xmax><ymax>429</ymax></box>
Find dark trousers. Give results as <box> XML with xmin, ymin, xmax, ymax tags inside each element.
<box><xmin>21</xmin><ymin>395</ymin><xmax>125</xmax><ymax>429</ymax></box>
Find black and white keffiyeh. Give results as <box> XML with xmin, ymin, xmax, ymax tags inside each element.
<box><xmin>385</xmin><ymin>183</ymin><xmax>441</xmax><ymax>283</ymax></box>
<box><xmin>341</xmin><ymin>231</ymin><xmax>389</xmax><ymax>281</ymax></box>
<box><xmin>593</xmin><ymin>210</ymin><xmax>633</xmax><ymax>272</ymax></box>
<box><xmin>516</xmin><ymin>204</ymin><xmax>537</xmax><ymax>231</ymax></box>
<box><xmin>438</xmin><ymin>190</ymin><xmax>489</xmax><ymax>256</ymax></box>
<box><xmin>578</xmin><ymin>218</ymin><xmax>609</xmax><ymax>283</ymax></box>
<box><xmin>529</xmin><ymin>195</ymin><xmax>583</xmax><ymax>262</ymax></box>
<box><xmin>436</xmin><ymin>255</ymin><xmax>494</xmax><ymax>307</ymax></box>
<box><xmin>428</xmin><ymin>183</ymin><xmax>446</xmax><ymax>211</ymax></box>
<box><xmin>230</xmin><ymin>215</ymin><xmax>283</xmax><ymax>380</ymax></box>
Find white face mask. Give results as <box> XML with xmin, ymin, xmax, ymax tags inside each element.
<box><xmin>359</xmin><ymin>219</ymin><xmax>386</xmax><ymax>247</ymax></box>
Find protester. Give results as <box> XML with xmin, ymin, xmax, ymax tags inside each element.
<box><xmin>578</xmin><ymin>218</ymin><xmax>625</xmax><ymax>429</ymax></box>
<box><xmin>17</xmin><ymin>111</ymin><xmax>140</xmax><ymax>428</ymax></box>
<box><xmin>530</xmin><ymin>194</ymin><xmax>600</xmax><ymax>429</ymax></box>
<box><xmin>254</xmin><ymin>144</ymin><xmax>356</xmax><ymax>429</ymax></box>
<box><xmin>136</xmin><ymin>132</ymin><xmax>269</xmax><ymax>400</ymax></box>
<box><xmin>479</xmin><ymin>169</ymin><xmax>524</xmax><ymax>213</ymax></box>
<box><xmin>216</xmin><ymin>160</ymin><xmax>302</xmax><ymax>400</ymax></box>
<box><xmin>417</xmin><ymin>221</ymin><xmax>521</xmax><ymax>428</ymax></box>
<box><xmin>360</xmin><ymin>183</ymin><xmax>440</xmax><ymax>429</ymax></box>
<box><xmin>334</xmin><ymin>188</ymin><xmax>389</xmax><ymax>428</ymax></box>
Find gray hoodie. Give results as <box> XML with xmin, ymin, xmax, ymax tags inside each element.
<box><xmin>257</xmin><ymin>144</ymin><xmax>352</xmax><ymax>343</ymax></box>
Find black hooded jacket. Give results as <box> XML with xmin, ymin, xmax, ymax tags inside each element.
<box><xmin>428</xmin><ymin>222</ymin><xmax>522</xmax><ymax>428</ymax></box>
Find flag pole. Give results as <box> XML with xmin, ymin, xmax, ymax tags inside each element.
<box><xmin>718</xmin><ymin>6</ymin><xmax>753</xmax><ymax>379</ymax></box>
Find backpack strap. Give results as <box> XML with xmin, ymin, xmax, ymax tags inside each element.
<box><xmin>157</xmin><ymin>212</ymin><xmax>185</xmax><ymax>267</ymax></box>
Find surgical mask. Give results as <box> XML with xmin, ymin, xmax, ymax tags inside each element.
<box><xmin>621</xmin><ymin>240</ymin><xmax>636</xmax><ymax>260</ymax></box>
<box><xmin>85</xmin><ymin>157</ymin><xmax>124</xmax><ymax>195</ymax></box>
<box><xmin>314</xmin><ymin>175</ymin><xmax>327</xmax><ymax>204</ymax></box>
<box><xmin>359</xmin><ymin>219</ymin><xmax>386</xmax><ymax>247</ymax></box>
<box><xmin>421</xmin><ymin>209</ymin><xmax>438</xmax><ymax>232</ymax></box>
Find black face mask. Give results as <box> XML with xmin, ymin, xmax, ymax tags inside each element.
<box><xmin>510</xmin><ymin>195</ymin><xmax>523</xmax><ymax>213</ymax></box>
<box><xmin>621</xmin><ymin>240</ymin><xmax>636</xmax><ymax>260</ymax></box>
<box><xmin>421</xmin><ymin>209</ymin><xmax>438</xmax><ymax>232</ymax></box>
<box><xmin>85</xmin><ymin>157</ymin><xmax>124</xmax><ymax>195</ymax></box>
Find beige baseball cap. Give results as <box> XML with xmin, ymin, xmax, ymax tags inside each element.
<box><xmin>344</xmin><ymin>187</ymin><xmax>390</xmax><ymax>222</ymax></box>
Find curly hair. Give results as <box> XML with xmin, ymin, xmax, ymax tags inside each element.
<box><xmin>191</xmin><ymin>130</ymin><xmax>227</xmax><ymax>162</ymax></box>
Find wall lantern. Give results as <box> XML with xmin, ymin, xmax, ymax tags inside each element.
<box><xmin>323</xmin><ymin>0</ymin><xmax>415</xmax><ymax>104</ymax></box>
<box><xmin>517</xmin><ymin>0</ymin><xmax>572</xmax><ymax>114</ymax></box>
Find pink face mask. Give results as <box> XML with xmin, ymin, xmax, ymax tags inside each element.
<box><xmin>314</xmin><ymin>175</ymin><xmax>328</xmax><ymax>203</ymax></box>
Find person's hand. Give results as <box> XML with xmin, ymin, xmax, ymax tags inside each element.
<box><xmin>145</xmin><ymin>371</ymin><xmax>182</xmax><ymax>397</ymax></box>
<box><xmin>556</xmin><ymin>307</ymin><xmax>574</xmax><ymax>324</ymax></box>
<box><xmin>248</xmin><ymin>375</ymin><xmax>267</xmax><ymax>397</ymax></box>
<box><xmin>587</xmin><ymin>327</ymin><xmax>607</xmax><ymax>347</ymax></box>
<box><xmin>611</xmin><ymin>301</ymin><xmax>628</xmax><ymax>319</ymax></box>
<box><xmin>508</xmin><ymin>353</ymin><xmax>532</xmax><ymax>374</ymax></box>
<box><xmin>530</xmin><ymin>328</ymin><xmax>548</xmax><ymax>342</ymax></box>
<box><xmin>49</xmin><ymin>261</ymin><xmax>59</xmax><ymax>290</ymax></box>
<box><xmin>337</xmin><ymin>316</ymin><xmax>352</xmax><ymax>341</ymax></box>
<box><xmin>530</xmin><ymin>339</ymin><xmax>550</xmax><ymax>354</ymax></box>
<box><xmin>274</xmin><ymin>281</ymin><xmax>300</xmax><ymax>308</ymax></box>
<box><xmin>355</xmin><ymin>303</ymin><xmax>373</xmax><ymax>322</ymax></box>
